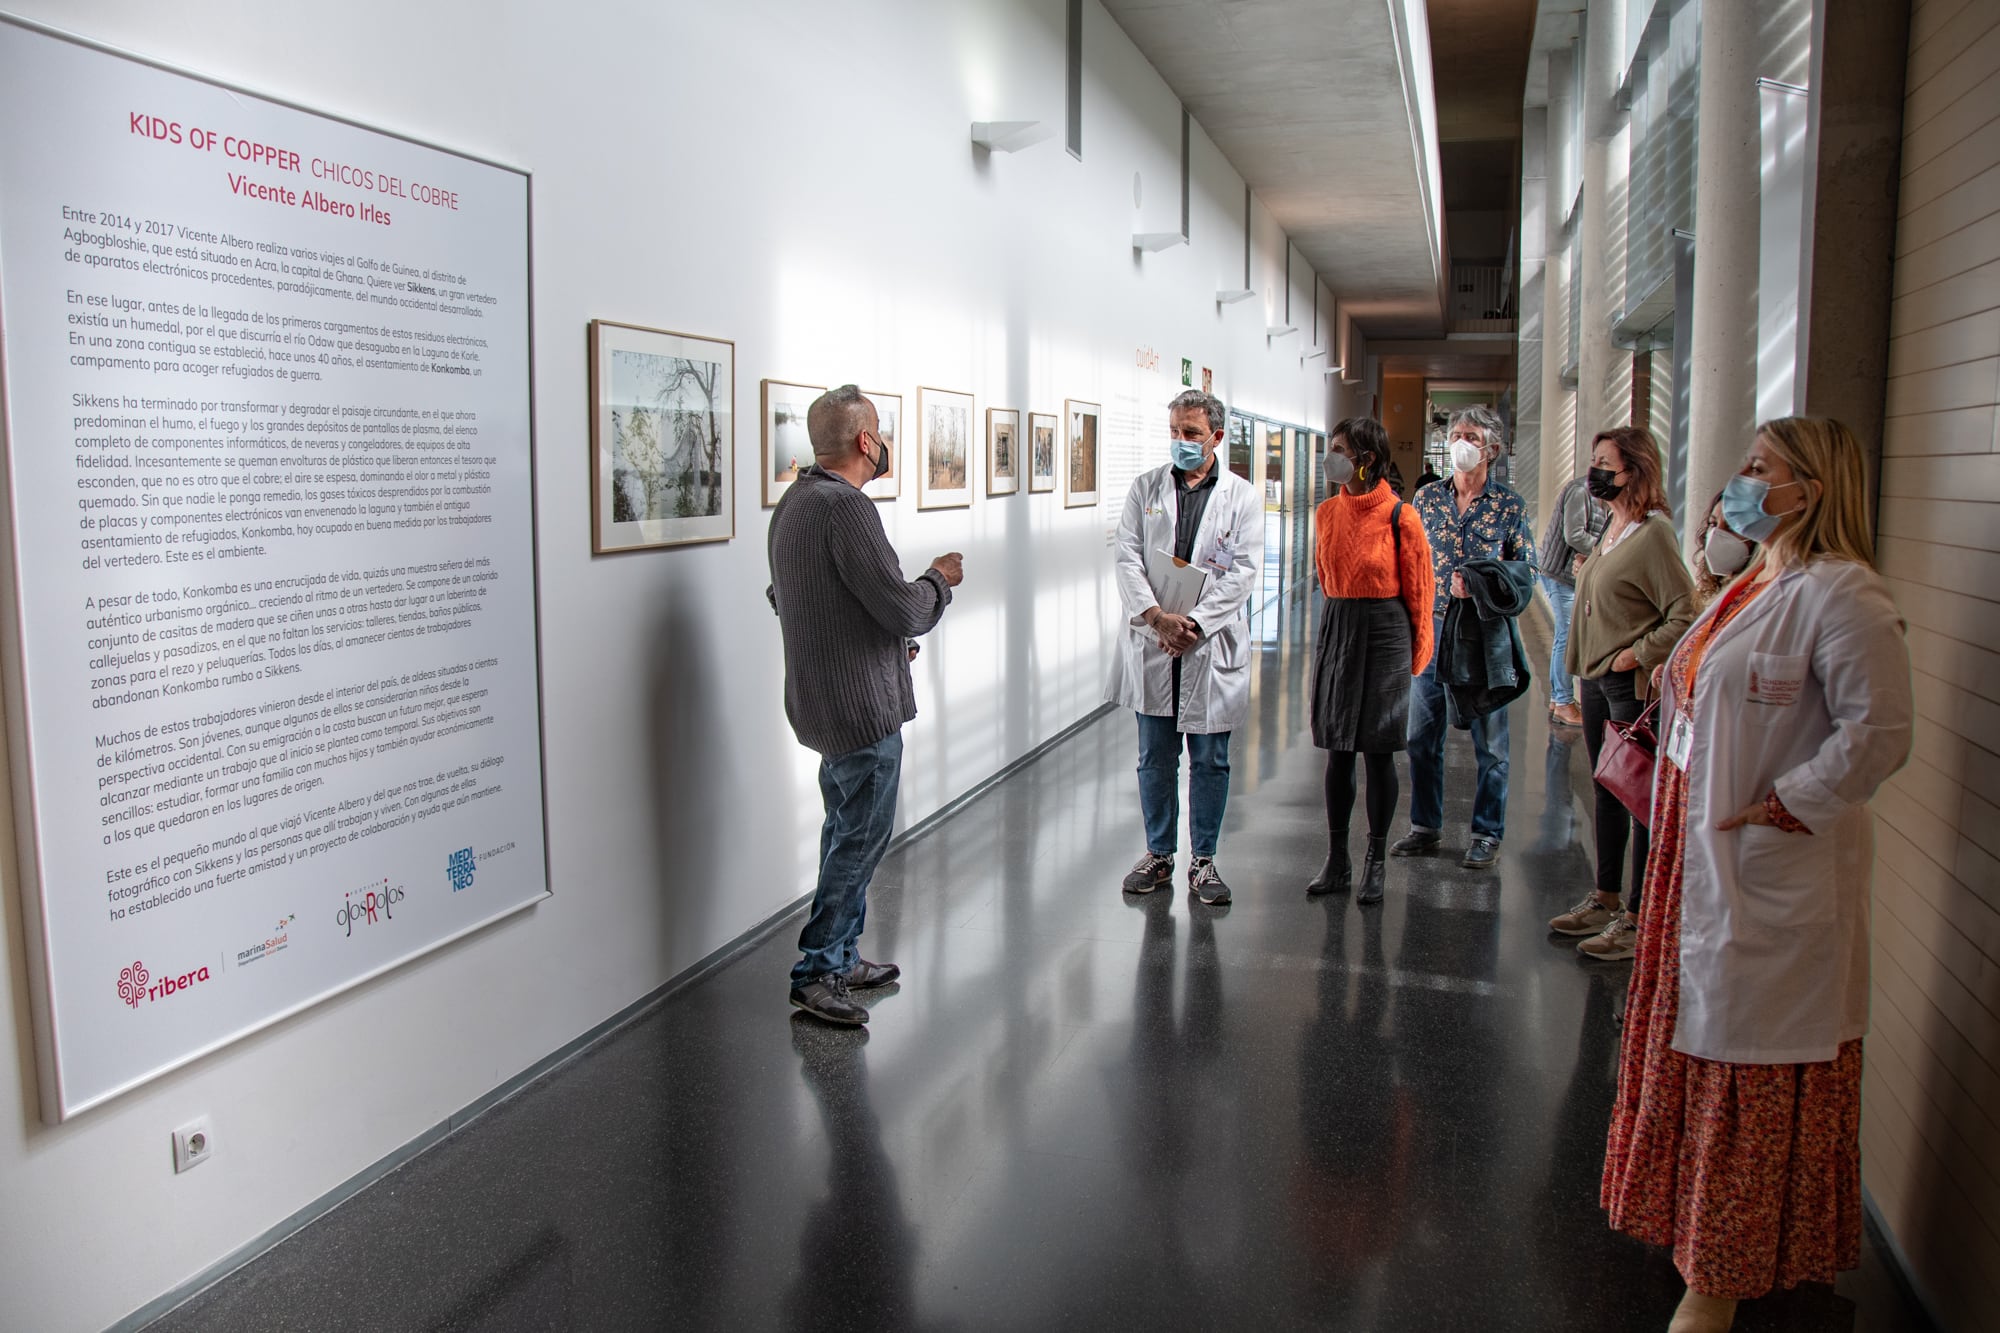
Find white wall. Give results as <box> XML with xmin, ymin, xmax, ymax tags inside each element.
<box><xmin>0</xmin><ymin>2</ymin><xmax>1333</xmax><ymax>1328</ymax></box>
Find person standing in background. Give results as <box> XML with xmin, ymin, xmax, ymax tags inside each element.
<box><xmin>1534</xmin><ymin>469</ymin><xmax>1609</xmax><ymax>727</ymax></box>
<box><xmin>1687</xmin><ymin>488</ymin><xmax>1759</xmax><ymax>610</ymax></box>
<box><xmin>767</xmin><ymin>385</ymin><xmax>963</xmax><ymax>1026</ymax></box>
<box><xmin>1107</xmin><ymin>389</ymin><xmax>1263</xmax><ymax>907</ymax></box>
<box><xmin>1305</xmin><ymin>417</ymin><xmax>1434</xmax><ymax>905</ymax></box>
<box><xmin>1546</xmin><ymin>427</ymin><xmax>1694</xmax><ymax>962</ymax></box>
<box><xmin>1394</xmin><ymin>405</ymin><xmax>1535</xmax><ymax>870</ymax></box>
<box><xmin>1601</xmin><ymin>417</ymin><xmax>1911</xmax><ymax>1333</ymax></box>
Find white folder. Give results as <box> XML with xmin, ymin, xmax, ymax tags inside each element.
<box><xmin>1145</xmin><ymin>547</ymin><xmax>1209</xmax><ymax>616</ymax></box>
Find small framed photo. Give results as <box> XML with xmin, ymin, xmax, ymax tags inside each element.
<box><xmin>917</xmin><ymin>386</ymin><xmax>975</xmax><ymax>510</ymax></box>
<box><xmin>761</xmin><ymin>379</ymin><xmax>823</xmax><ymax>508</ymax></box>
<box><xmin>1064</xmin><ymin>398</ymin><xmax>1101</xmax><ymax>509</ymax></box>
<box><xmin>859</xmin><ymin>389</ymin><xmax>902</xmax><ymax>501</ymax></box>
<box><xmin>987</xmin><ymin>408</ymin><xmax>1021</xmax><ymax>496</ymax></box>
<box><xmin>589</xmin><ymin>319</ymin><xmax>735</xmax><ymax>553</ymax></box>
<box><xmin>1029</xmin><ymin>412</ymin><xmax>1058</xmax><ymax>493</ymax></box>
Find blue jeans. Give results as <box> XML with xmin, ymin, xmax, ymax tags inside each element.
<box><xmin>792</xmin><ymin>732</ymin><xmax>902</xmax><ymax>984</ymax></box>
<box><xmin>1136</xmin><ymin>713</ymin><xmax>1231</xmax><ymax>859</ymax></box>
<box><xmin>1407</xmin><ymin>627</ymin><xmax>1510</xmax><ymax>840</ymax></box>
<box><xmin>1540</xmin><ymin>574</ymin><xmax>1577</xmax><ymax>706</ymax></box>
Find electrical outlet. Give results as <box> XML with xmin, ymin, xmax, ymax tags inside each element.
<box><xmin>172</xmin><ymin>1116</ymin><xmax>214</xmax><ymax>1173</ymax></box>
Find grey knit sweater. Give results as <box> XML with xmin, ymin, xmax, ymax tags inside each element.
<box><xmin>766</xmin><ymin>467</ymin><xmax>952</xmax><ymax>755</ymax></box>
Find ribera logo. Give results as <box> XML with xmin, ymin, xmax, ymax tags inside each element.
<box><xmin>337</xmin><ymin>879</ymin><xmax>405</xmax><ymax>938</ymax></box>
<box><xmin>115</xmin><ymin>958</ymin><xmax>211</xmax><ymax>1009</ymax></box>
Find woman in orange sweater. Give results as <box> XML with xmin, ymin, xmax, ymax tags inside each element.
<box><xmin>1308</xmin><ymin>417</ymin><xmax>1436</xmax><ymax>904</ymax></box>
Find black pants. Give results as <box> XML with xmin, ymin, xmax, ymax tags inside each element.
<box><xmin>1580</xmin><ymin>669</ymin><xmax>1647</xmax><ymax>909</ymax></box>
<box><xmin>1325</xmin><ymin>750</ymin><xmax>1398</xmax><ymax>845</ymax></box>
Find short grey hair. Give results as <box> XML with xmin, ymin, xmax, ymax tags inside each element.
<box><xmin>1448</xmin><ymin>405</ymin><xmax>1508</xmax><ymax>455</ymax></box>
<box><xmin>808</xmin><ymin>384</ymin><xmax>874</xmax><ymax>459</ymax></box>
<box><xmin>1168</xmin><ymin>389</ymin><xmax>1227</xmax><ymax>436</ymax></box>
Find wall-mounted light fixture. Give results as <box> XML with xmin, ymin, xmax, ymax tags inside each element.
<box><xmin>1216</xmin><ymin>288</ymin><xmax>1256</xmax><ymax>305</ymax></box>
<box><xmin>1266</xmin><ymin>324</ymin><xmax>1298</xmax><ymax>339</ymax></box>
<box><xmin>1301</xmin><ymin>348</ymin><xmax>1328</xmax><ymax>366</ymax></box>
<box><xmin>970</xmin><ymin>121</ymin><xmax>1055</xmax><ymax>152</ymax></box>
<box><xmin>1133</xmin><ymin>232</ymin><xmax>1187</xmax><ymax>252</ymax></box>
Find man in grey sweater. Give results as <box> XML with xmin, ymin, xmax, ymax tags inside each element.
<box><xmin>767</xmin><ymin>385</ymin><xmax>963</xmax><ymax>1025</ymax></box>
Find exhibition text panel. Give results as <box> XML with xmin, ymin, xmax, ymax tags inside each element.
<box><xmin>0</xmin><ymin>20</ymin><xmax>546</xmax><ymax>1117</ymax></box>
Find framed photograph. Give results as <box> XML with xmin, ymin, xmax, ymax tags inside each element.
<box><xmin>590</xmin><ymin>320</ymin><xmax>735</xmax><ymax>553</ymax></box>
<box><xmin>760</xmin><ymin>379</ymin><xmax>822</xmax><ymax>507</ymax></box>
<box><xmin>987</xmin><ymin>408</ymin><xmax>1021</xmax><ymax>496</ymax></box>
<box><xmin>859</xmin><ymin>389</ymin><xmax>902</xmax><ymax>501</ymax></box>
<box><xmin>916</xmin><ymin>386</ymin><xmax>975</xmax><ymax>510</ymax></box>
<box><xmin>1064</xmin><ymin>398</ymin><xmax>1101</xmax><ymax>508</ymax></box>
<box><xmin>1029</xmin><ymin>412</ymin><xmax>1058</xmax><ymax>493</ymax></box>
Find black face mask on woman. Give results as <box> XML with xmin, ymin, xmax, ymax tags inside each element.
<box><xmin>1586</xmin><ymin>466</ymin><xmax>1624</xmax><ymax>501</ymax></box>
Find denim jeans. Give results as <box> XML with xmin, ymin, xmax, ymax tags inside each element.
<box><xmin>1407</xmin><ymin>622</ymin><xmax>1510</xmax><ymax>839</ymax></box>
<box><xmin>793</xmin><ymin>731</ymin><xmax>902</xmax><ymax>985</ymax></box>
<box><xmin>1136</xmin><ymin>713</ymin><xmax>1231</xmax><ymax>858</ymax></box>
<box><xmin>1539</xmin><ymin>574</ymin><xmax>1577</xmax><ymax>706</ymax></box>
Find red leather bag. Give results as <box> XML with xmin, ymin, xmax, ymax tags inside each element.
<box><xmin>1593</xmin><ymin>698</ymin><xmax>1660</xmax><ymax>828</ymax></box>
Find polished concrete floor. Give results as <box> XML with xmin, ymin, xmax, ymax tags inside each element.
<box><xmin>148</xmin><ymin>599</ymin><xmax>1933</xmax><ymax>1332</ymax></box>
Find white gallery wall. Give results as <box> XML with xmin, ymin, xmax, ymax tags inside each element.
<box><xmin>0</xmin><ymin>1</ymin><xmax>1346</xmax><ymax>1327</ymax></box>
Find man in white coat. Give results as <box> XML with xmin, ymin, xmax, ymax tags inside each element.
<box><xmin>1106</xmin><ymin>389</ymin><xmax>1263</xmax><ymax>906</ymax></box>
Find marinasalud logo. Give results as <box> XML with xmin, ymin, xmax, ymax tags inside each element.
<box><xmin>236</xmin><ymin>915</ymin><xmax>296</xmax><ymax>968</ymax></box>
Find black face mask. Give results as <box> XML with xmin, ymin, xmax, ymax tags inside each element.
<box><xmin>1586</xmin><ymin>466</ymin><xmax>1624</xmax><ymax>501</ymax></box>
<box><xmin>867</xmin><ymin>433</ymin><xmax>891</xmax><ymax>480</ymax></box>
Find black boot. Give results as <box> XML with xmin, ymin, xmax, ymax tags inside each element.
<box><xmin>1356</xmin><ymin>837</ymin><xmax>1387</xmax><ymax>905</ymax></box>
<box><xmin>1307</xmin><ymin>842</ymin><xmax>1352</xmax><ymax>896</ymax></box>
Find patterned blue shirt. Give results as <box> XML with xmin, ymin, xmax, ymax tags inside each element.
<box><xmin>1413</xmin><ymin>475</ymin><xmax>1535</xmax><ymax>620</ymax></box>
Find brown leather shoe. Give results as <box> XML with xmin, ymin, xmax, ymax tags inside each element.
<box><xmin>1550</xmin><ymin>702</ymin><xmax>1583</xmax><ymax>727</ymax></box>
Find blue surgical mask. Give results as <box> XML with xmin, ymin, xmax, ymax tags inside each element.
<box><xmin>1720</xmin><ymin>474</ymin><xmax>1801</xmax><ymax>543</ymax></box>
<box><xmin>1171</xmin><ymin>436</ymin><xmax>1208</xmax><ymax>470</ymax></box>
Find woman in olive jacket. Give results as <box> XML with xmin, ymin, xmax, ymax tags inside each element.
<box><xmin>1547</xmin><ymin>427</ymin><xmax>1694</xmax><ymax>961</ymax></box>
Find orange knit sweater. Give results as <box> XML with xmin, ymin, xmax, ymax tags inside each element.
<box><xmin>1313</xmin><ymin>480</ymin><xmax>1436</xmax><ymax>675</ymax></box>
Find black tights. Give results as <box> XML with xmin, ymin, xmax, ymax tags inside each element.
<box><xmin>1325</xmin><ymin>749</ymin><xmax>1398</xmax><ymax>844</ymax></box>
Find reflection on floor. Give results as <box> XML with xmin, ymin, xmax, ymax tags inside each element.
<box><xmin>148</xmin><ymin>594</ymin><xmax>1932</xmax><ymax>1332</ymax></box>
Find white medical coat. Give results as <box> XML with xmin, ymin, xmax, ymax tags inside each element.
<box><xmin>1104</xmin><ymin>462</ymin><xmax>1263</xmax><ymax>734</ymax></box>
<box><xmin>1661</xmin><ymin>557</ymin><xmax>1911</xmax><ymax>1064</ymax></box>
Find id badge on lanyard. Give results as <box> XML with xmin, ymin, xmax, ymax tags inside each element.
<box><xmin>1666</xmin><ymin>710</ymin><xmax>1694</xmax><ymax>771</ymax></box>
<box><xmin>1202</xmin><ymin>529</ymin><xmax>1237</xmax><ymax>575</ymax></box>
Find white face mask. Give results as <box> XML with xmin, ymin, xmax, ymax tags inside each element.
<box><xmin>1450</xmin><ymin>439</ymin><xmax>1485</xmax><ymax>474</ymax></box>
<box><xmin>1322</xmin><ymin>451</ymin><xmax>1355</xmax><ymax>486</ymax></box>
<box><xmin>1702</xmin><ymin>525</ymin><xmax>1751</xmax><ymax>578</ymax></box>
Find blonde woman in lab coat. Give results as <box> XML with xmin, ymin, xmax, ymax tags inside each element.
<box><xmin>1600</xmin><ymin>418</ymin><xmax>1913</xmax><ymax>1333</ymax></box>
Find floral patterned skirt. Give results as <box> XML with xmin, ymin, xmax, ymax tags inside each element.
<box><xmin>1600</xmin><ymin>761</ymin><xmax>1863</xmax><ymax>1299</ymax></box>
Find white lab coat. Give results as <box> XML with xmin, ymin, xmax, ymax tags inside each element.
<box><xmin>1104</xmin><ymin>462</ymin><xmax>1264</xmax><ymax>734</ymax></box>
<box><xmin>1661</xmin><ymin>557</ymin><xmax>1912</xmax><ymax>1065</ymax></box>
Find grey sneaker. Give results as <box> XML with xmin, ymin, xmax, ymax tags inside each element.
<box><xmin>1461</xmin><ymin>835</ymin><xmax>1500</xmax><ymax>869</ymax></box>
<box><xmin>842</xmin><ymin>958</ymin><xmax>901</xmax><ymax>990</ymax></box>
<box><xmin>790</xmin><ymin>973</ymin><xmax>869</xmax><ymax>1025</ymax></box>
<box><xmin>1577</xmin><ymin>913</ymin><xmax>1638</xmax><ymax>961</ymax></box>
<box><xmin>1550</xmin><ymin>894</ymin><xmax>1617</xmax><ymax>937</ymax></box>
<box><xmin>1122</xmin><ymin>852</ymin><xmax>1174</xmax><ymax>894</ymax></box>
<box><xmin>1188</xmin><ymin>857</ymin><xmax>1231</xmax><ymax>905</ymax></box>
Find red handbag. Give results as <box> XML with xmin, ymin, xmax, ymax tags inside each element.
<box><xmin>1593</xmin><ymin>698</ymin><xmax>1660</xmax><ymax>828</ymax></box>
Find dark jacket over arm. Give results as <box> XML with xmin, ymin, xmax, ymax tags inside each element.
<box><xmin>767</xmin><ymin>468</ymin><xmax>950</xmax><ymax>755</ymax></box>
<box><xmin>1441</xmin><ymin>558</ymin><xmax>1536</xmax><ymax>726</ymax></box>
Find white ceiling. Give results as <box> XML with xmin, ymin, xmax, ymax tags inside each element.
<box><xmin>1102</xmin><ymin>0</ymin><xmax>1447</xmax><ymax>338</ymax></box>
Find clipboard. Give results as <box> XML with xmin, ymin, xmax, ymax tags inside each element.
<box><xmin>1145</xmin><ymin>547</ymin><xmax>1208</xmax><ymax>616</ymax></box>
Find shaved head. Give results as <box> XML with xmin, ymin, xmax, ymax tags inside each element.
<box><xmin>808</xmin><ymin>384</ymin><xmax>876</xmax><ymax>461</ymax></box>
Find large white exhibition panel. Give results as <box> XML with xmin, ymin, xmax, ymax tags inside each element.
<box><xmin>0</xmin><ymin>18</ymin><xmax>547</xmax><ymax>1120</ymax></box>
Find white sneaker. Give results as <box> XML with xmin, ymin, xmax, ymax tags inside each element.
<box><xmin>1549</xmin><ymin>893</ymin><xmax>1616</xmax><ymax>936</ymax></box>
<box><xmin>1577</xmin><ymin>913</ymin><xmax>1638</xmax><ymax>961</ymax></box>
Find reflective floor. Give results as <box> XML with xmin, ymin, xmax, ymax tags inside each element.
<box><xmin>149</xmin><ymin>599</ymin><xmax>1932</xmax><ymax>1332</ymax></box>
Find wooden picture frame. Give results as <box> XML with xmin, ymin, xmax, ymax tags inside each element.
<box><xmin>986</xmin><ymin>407</ymin><xmax>1021</xmax><ymax>496</ymax></box>
<box><xmin>1028</xmin><ymin>412</ymin><xmax>1058</xmax><ymax>493</ymax></box>
<box><xmin>916</xmin><ymin>386</ymin><xmax>975</xmax><ymax>510</ymax></box>
<box><xmin>859</xmin><ymin>388</ymin><xmax>902</xmax><ymax>501</ymax></box>
<box><xmin>760</xmin><ymin>379</ymin><xmax>823</xmax><ymax>508</ymax></box>
<box><xmin>589</xmin><ymin>319</ymin><xmax>735</xmax><ymax>553</ymax></box>
<box><xmin>1064</xmin><ymin>398</ymin><xmax>1101</xmax><ymax>508</ymax></box>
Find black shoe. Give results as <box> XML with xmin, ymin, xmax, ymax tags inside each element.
<box><xmin>1461</xmin><ymin>835</ymin><xmax>1500</xmax><ymax>869</ymax></box>
<box><xmin>1122</xmin><ymin>851</ymin><xmax>1174</xmax><ymax>894</ymax></box>
<box><xmin>1389</xmin><ymin>829</ymin><xmax>1440</xmax><ymax>857</ymax></box>
<box><xmin>1189</xmin><ymin>856</ymin><xmax>1231</xmax><ymax>906</ymax></box>
<box><xmin>1307</xmin><ymin>845</ymin><xmax>1352</xmax><ymax>896</ymax></box>
<box><xmin>789</xmin><ymin>973</ymin><xmax>869</xmax><ymax>1025</ymax></box>
<box><xmin>1357</xmin><ymin>838</ymin><xmax>1387</xmax><ymax>905</ymax></box>
<box><xmin>843</xmin><ymin>958</ymin><xmax>900</xmax><ymax>990</ymax></box>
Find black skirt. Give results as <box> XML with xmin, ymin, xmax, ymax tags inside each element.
<box><xmin>1310</xmin><ymin>595</ymin><xmax>1415</xmax><ymax>752</ymax></box>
